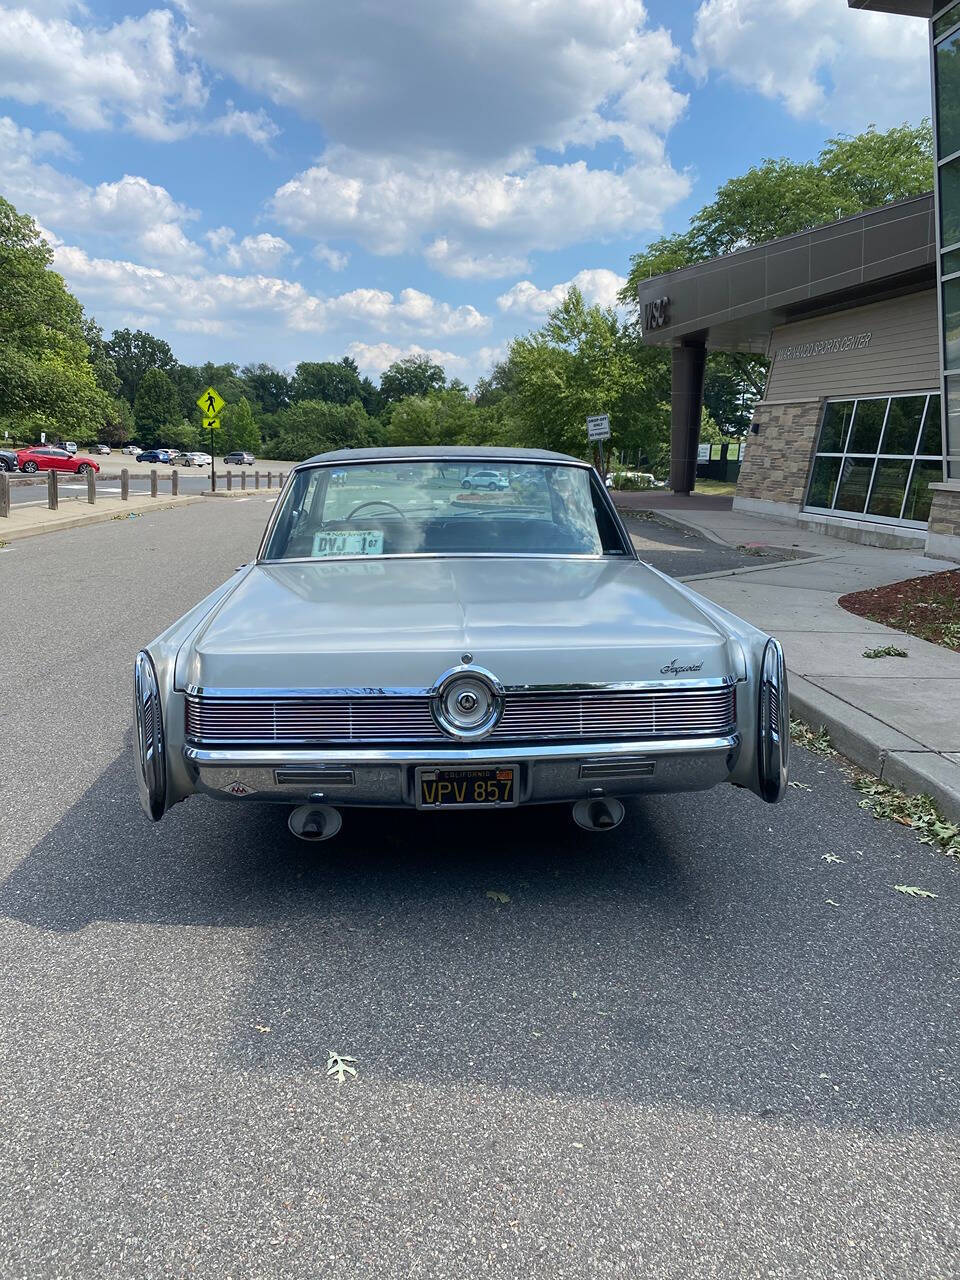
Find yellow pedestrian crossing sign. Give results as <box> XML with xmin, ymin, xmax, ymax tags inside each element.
<box><xmin>197</xmin><ymin>386</ymin><xmax>224</xmax><ymax>417</ymax></box>
<box><xmin>203</xmin><ymin>416</ymin><xmax>221</xmax><ymax>432</ymax></box>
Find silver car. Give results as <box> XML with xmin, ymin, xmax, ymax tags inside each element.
<box><xmin>134</xmin><ymin>447</ymin><xmax>788</xmax><ymax>840</ymax></box>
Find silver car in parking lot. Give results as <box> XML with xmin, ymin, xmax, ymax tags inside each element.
<box><xmin>135</xmin><ymin>447</ymin><xmax>788</xmax><ymax>839</ymax></box>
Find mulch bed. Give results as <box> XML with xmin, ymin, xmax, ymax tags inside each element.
<box><xmin>838</xmin><ymin>569</ymin><xmax>960</xmax><ymax>651</ymax></box>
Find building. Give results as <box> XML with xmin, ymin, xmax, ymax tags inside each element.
<box><xmin>635</xmin><ymin>0</ymin><xmax>960</xmax><ymax>563</ymax></box>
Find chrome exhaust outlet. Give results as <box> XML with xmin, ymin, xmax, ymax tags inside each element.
<box><xmin>288</xmin><ymin>803</ymin><xmax>343</xmax><ymax>842</ymax></box>
<box><xmin>572</xmin><ymin>796</ymin><xmax>625</xmax><ymax>832</ymax></box>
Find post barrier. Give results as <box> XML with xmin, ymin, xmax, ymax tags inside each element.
<box><xmin>48</xmin><ymin>470</ymin><xmax>58</xmax><ymax>511</ymax></box>
<box><xmin>241</xmin><ymin>471</ymin><xmax>246</xmax><ymax>491</ymax></box>
<box><xmin>279</xmin><ymin>472</ymin><xmax>285</xmax><ymax>487</ymax></box>
<box><xmin>267</xmin><ymin>471</ymin><xmax>272</xmax><ymax>489</ymax></box>
<box><xmin>0</xmin><ymin>472</ymin><xmax>9</xmax><ymax>518</ymax></box>
<box><xmin>150</xmin><ymin>469</ymin><xmax>158</xmax><ymax>498</ymax></box>
<box><xmin>172</xmin><ymin>469</ymin><xmax>179</xmax><ymax>497</ymax></box>
<box><xmin>254</xmin><ymin>471</ymin><xmax>260</xmax><ymax>490</ymax></box>
<box><xmin>86</xmin><ymin>469</ymin><xmax>95</xmax><ymax>504</ymax></box>
<box><xmin>121</xmin><ymin>468</ymin><xmax>129</xmax><ymax>501</ymax></box>
<box><xmin>227</xmin><ymin>471</ymin><xmax>233</xmax><ymax>491</ymax></box>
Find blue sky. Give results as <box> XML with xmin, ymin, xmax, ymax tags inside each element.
<box><xmin>0</xmin><ymin>0</ymin><xmax>932</xmax><ymax>385</ymax></box>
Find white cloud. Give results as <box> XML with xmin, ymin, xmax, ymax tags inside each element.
<box><xmin>0</xmin><ymin>6</ymin><xmax>206</xmax><ymax>139</ymax></box>
<box><xmin>313</xmin><ymin>244</ymin><xmax>350</xmax><ymax>272</ymax></box>
<box><xmin>346</xmin><ymin>341</ymin><xmax>508</xmax><ymax>385</ymax></box>
<box><xmin>205</xmin><ymin>227</ymin><xmax>294</xmax><ymax>270</ymax></box>
<box><xmin>50</xmin><ymin>243</ymin><xmax>491</xmax><ymax>340</ymax></box>
<box><xmin>0</xmin><ymin>117</ymin><xmax>203</xmax><ymax>264</ymax></box>
<box><xmin>497</xmin><ymin>268</ymin><xmax>627</xmax><ymax>316</ymax></box>
<box><xmin>691</xmin><ymin>0</ymin><xmax>929</xmax><ymax>128</ymax></box>
<box><xmin>424</xmin><ymin>238</ymin><xmax>529</xmax><ymax>281</ymax></box>
<box><xmin>179</xmin><ymin>0</ymin><xmax>687</xmax><ymax>165</ymax></box>
<box><xmin>271</xmin><ymin>147</ymin><xmax>690</xmax><ymax>263</ymax></box>
<box><xmin>206</xmin><ymin>104</ymin><xmax>281</xmax><ymax>151</ymax></box>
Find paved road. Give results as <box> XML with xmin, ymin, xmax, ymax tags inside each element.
<box><xmin>7</xmin><ymin>470</ymin><xmax>269</xmax><ymax>506</ymax></box>
<box><xmin>0</xmin><ymin>499</ymin><xmax>957</xmax><ymax>1279</ymax></box>
<box><xmin>624</xmin><ymin>511</ymin><xmax>807</xmax><ymax>578</ymax></box>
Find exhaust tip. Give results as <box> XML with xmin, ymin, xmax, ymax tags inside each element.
<box><xmin>288</xmin><ymin>803</ymin><xmax>343</xmax><ymax>842</ymax></box>
<box><xmin>572</xmin><ymin>797</ymin><xmax>625</xmax><ymax>832</ymax></box>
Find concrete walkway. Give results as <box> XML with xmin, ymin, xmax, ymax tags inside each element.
<box><xmin>617</xmin><ymin>494</ymin><xmax>960</xmax><ymax>820</ymax></box>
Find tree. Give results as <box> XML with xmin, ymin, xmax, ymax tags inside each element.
<box><xmin>263</xmin><ymin>399</ymin><xmax>377</xmax><ymax>460</ymax></box>
<box><xmin>291</xmin><ymin>358</ymin><xmax>365</xmax><ymax>405</ymax></box>
<box><xmin>240</xmin><ymin>363</ymin><xmax>291</xmax><ymax>415</ymax></box>
<box><xmin>0</xmin><ymin>196</ymin><xmax>111</xmax><ymax>443</ymax></box>
<box><xmin>133</xmin><ymin>367</ymin><xmax>180</xmax><ymax>445</ymax></box>
<box><xmin>81</xmin><ymin>316</ymin><xmax>121</xmax><ymax>399</ymax></box>
<box><xmin>385</xmin><ymin>389</ymin><xmax>499</xmax><ymax>448</ymax></box>
<box><xmin>379</xmin><ymin>354</ymin><xmax>446</xmax><ymax>402</ymax></box>
<box><xmin>105</xmin><ymin>328</ymin><xmax>178</xmax><ymax>405</ymax></box>
<box><xmin>221</xmin><ymin>396</ymin><xmax>261</xmax><ymax>454</ymax></box>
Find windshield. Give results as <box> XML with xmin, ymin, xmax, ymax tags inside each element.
<box><xmin>262</xmin><ymin>460</ymin><xmax>627</xmax><ymax>560</ymax></box>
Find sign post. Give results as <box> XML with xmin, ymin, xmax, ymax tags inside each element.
<box><xmin>586</xmin><ymin>414</ymin><xmax>611</xmax><ymax>478</ymax></box>
<box><xmin>197</xmin><ymin>386</ymin><xmax>225</xmax><ymax>492</ymax></box>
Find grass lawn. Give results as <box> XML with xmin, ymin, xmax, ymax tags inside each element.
<box><xmin>691</xmin><ymin>478</ymin><xmax>737</xmax><ymax>496</ymax></box>
<box><xmin>839</xmin><ymin>570</ymin><xmax>960</xmax><ymax>651</ymax></box>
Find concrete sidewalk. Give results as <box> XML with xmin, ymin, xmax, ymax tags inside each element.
<box><xmin>619</xmin><ymin>497</ymin><xmax>960</xmax><ymax>820</ymax></box>
<box><xmin>0</xmin><ymin>492</ymin><xmax>204</xmax><ymax>540</ymax></box>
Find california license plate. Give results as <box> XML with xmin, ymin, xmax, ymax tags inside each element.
<box><xmin>416</xmin><ymin>766</ymin><xmax>518</xmax><ymax>808</ymax></box>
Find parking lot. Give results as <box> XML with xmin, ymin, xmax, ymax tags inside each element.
<box><xmin>0</xmin><ymin>498</ymin><xmax>956</xmax><ymax>1278</ymax></box>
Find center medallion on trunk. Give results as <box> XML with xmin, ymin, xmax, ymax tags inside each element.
<box><xmin>431</xmin><ymin>666</ymin><xmax>504</xmax><ymax>740</ymax></box>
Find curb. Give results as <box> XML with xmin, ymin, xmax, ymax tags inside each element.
<box><xmin>0</xmin><ymin>495</ymin><xmax>204</xmax><ymax>541</ymax></box>
<box><xmin>789</xmin><ymin>674</ymin><xmax>960</xmax><ymax>823</ymax></box>
<box><xmin>203</xmin><ymin>488</ymin><xmax>280</xmax><ymax>498</ymax></box>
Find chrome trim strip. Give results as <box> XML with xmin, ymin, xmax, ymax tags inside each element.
<box><xmin>184</xmin><ymin>675</ymin><xmax>737</xmax><ymax>698</ymax></box>
<box><xmin>184</xmin><ymin>733</ymin><xmax>740</xmax><ymax>768</ymax></box>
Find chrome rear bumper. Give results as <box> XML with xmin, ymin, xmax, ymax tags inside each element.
<box><xmin>183</xmin><ymin>733</ymin><xmax>741</xmax><ymax>806</ymax></box>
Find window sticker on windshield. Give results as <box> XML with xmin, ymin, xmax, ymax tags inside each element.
<box><xmin>312</xmin><ymin>529</ymin><xmax>384</xmax><ymax>558</ymax></box>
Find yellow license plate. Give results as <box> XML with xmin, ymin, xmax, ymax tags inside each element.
<box><xmin>416</xmin><ymin>766</ymin><xmax>518</xmax><ymax>808</ymax></box>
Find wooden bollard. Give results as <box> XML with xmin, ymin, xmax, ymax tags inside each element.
<box><xmin>48</xmin><ymin>470</ymin><xmax>58</xmax><ymax>510</ymax></box>
<box><xmin>0</xmin><ymin>472</ymin><xmax>9</xmax><ymax>518</ymax></box>
<box><xmin>86</xmin><ymin>468</ymin><xmax>95</xmax><ymax>504</ymax></box>
<box><xmin>150</xmin><ymin>468</ymin><xmax>158</xmax><ymax>498</ymax></box>
<box><xmin>227</xmin><ymin>470</ymin><xmax>233</xmax><ymax>491</ymax></box>
<box><xmin>279</xmin><ymin>472</ymin><xmax>285</xmax><ymax>487</ymax></box>
<box><xmin>267</xmin><ymin>471</ymin><xmax>272</xmax><ymax>489</ymax></box>
<box><xmin>121</xmin><ymin>468</ymin><xmax>129</xmax><ymax>501</ymax></box>
<box><xmin>172</xmin><ymin>468</ymin><xmax>179</xmax><ymax>497</ymax></box>
<box><xmin>254</xmin><ymin>470</ymin><xmax>260</xmax><ymax>490</ymax></box>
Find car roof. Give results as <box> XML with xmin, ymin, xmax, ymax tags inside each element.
<box><xmin>297</xmin><ymin>445</ymin><xmax>587</xmax><ymax>467</ymax></box>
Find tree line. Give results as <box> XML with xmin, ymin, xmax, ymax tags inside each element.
<box><xmin>0</xmin><ymin>122</ymin><xmax>933</xmax><ymax>466</ymax></box>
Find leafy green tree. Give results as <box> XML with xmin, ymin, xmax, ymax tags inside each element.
<box><xmin>385</xmin><ymin>389</ymin><xmax>500</xmax><ymax>447</ymax></box>
<box><xmin>379</xmin><ymin>354</ymin><xmax>446</xmax><ymax>402</ymax></box>
<box><xmin>221</xmin><ymin>396</ymin><xmax>261</xmax><ymax>454</ymax></box>
<box><xmin>105</xmin><ymin>328</ymin><xmax>178</xmax><ymax>405</ymax></box>
<box><xmin>291</xmin><ymin>358</ymin><xmax>365</xmax><ymax>405</ymax></box>
<box><xmin>0</xmin><ymin>196</ymin><xmax>111</xmax><ymax>443</ymax></box>
<box><xmin>133</xmin><ymin>367</ymin><xmax>180</xmax><ymax>445</ymax></box>
<box><xmin>240</xmin><ymin>363</ymin><xmax>291</xmax><ymax>415</ymax></box>
<box><xmin>81</xmin><ymin>316</ymin><xmax>121</xmax><ymax>399</ymax></box>
<box><xmin>263</xmin><ymin>399</ymin><xmax>377</xmax><ymax>460</ymax></box>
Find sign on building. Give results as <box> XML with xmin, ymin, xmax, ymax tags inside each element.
<box><xmin>697</xmin><ymin>443</ymin><xmax>711</xmax><ymax>463</ymax></box>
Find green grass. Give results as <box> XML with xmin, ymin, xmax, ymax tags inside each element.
<box><xmin>691</xmin><ymin>478</ymin><xmax>737</xmax><ymax>496</ymax></box>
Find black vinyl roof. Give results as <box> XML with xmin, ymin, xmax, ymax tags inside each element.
<box><xmin>302</xmin><ymin>446</ymin><xmax>582</xmax><ymax>466</ymax></box>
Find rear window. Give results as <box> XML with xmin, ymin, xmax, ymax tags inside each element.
<box><xmin>262</xmin><ymin>460</ymin><xmax>628</xmax><ymax>560</ymax></box>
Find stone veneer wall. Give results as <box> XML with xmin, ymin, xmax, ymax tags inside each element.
<box><xmin>736</xmin><ymin>399</ymin><xmax>823</xmax><ymax>508</ymax></box>
<box><xmin>926</xmin><ymin>483</ymin><xmax>960</xmax><ymax>563</ymax></box>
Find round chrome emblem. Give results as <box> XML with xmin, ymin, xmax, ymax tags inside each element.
<box><xmin>431</xmin><ymin>666</ymin><xmax>503</xmax><ymax>740</ymax></box>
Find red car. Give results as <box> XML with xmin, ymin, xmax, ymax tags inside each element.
<box><xmin>15</xmin><ymin>447</ymin><xmax>101</xmax><ymax>476</ymax></box>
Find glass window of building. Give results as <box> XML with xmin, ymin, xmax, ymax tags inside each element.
<box><xmin>937</xmin><ymin>30</ymin><xmax>960</xmax><ymax>160</ymax></box>
<box><xmin>805</xmin><ymin>394</ymin><xmax>943</xmax><ymax>524</ymax></box>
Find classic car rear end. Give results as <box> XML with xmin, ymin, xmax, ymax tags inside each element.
<box><xmin>135</xmin><ymin>448</ymin><xmax>788</xmax><ymax>838</ymax></box>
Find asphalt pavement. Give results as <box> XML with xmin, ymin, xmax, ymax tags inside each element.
<box><xmin>0</xmin><ymin>498</ymin><xmax>956</xmax><ymax>1279</ymax></box>
<box><xmin>7</xmin><ymin>470</ymin><xmax>257</xmax><ymax>506</ymax></box>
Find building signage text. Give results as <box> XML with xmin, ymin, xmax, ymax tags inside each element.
<box><xmin>775</xmin><ymin>331</ymin><xmax>872</xmax><ymax>362</ymax></box>
<box><xmin>643</xmin><ymin>296</ymin><xmax>670</xmax><ymax>331</ymax></box>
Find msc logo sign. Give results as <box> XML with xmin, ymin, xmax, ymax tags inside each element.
<box><xmin>642</xmin><ymin>296</ymin><xmax>670</xmax><ymax>332</ymax></box>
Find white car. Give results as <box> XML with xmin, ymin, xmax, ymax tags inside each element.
<box><xmin>180</xmin><ymin>452</ymin><xmax>213</xmax><ymax>467</ymax></box>
<box><xmin>122</xmin><ymin>444</ymin><xmax>141</xmax><ymax>456</ymax></box>
<box><xmin>134</xmin><ymin>446</ymin><xmax>789</xmax><ymax>841</ymax></box>
<box><xmin>461</xmin><ymin>468</ymin><xmax>509</xmax><ymax>491</ymax></box>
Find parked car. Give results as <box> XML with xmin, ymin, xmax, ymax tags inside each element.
<box><xmin>91</xmin><ymin>443</ymin><xmax>112</xmax><ymax>455</ymax></box>
<box><xmin>122</xmin><ymin>444</ymin><xmax>141</xmax><ymax>455</ymax></box>
<box><xmin>62</xmin><ymin>441</ymin><xmax>78</xmax><ymax>455</ymax></box>
<box><xmin>180</xmin><ymin>451</ymin><xmax>212</xmax><ymax>467</ymax></box>
<box><xmin>461</xmin><ymin>468</ymin><xmax>509</xmax><ymax>491</ymax></box>
<box><xmin>16</xmin><ymin>447</ymin><xmax>100</xmax><ymax>475</ymax></box>
<box><xmin>0</xmin><ymin>449</ymin><xmax>18</xmax><ymax>472</ymax></box>
<box><xmin>162</xmin><ymin>449</ymin><xmax>182</xmax><ymax>461</ymax></box>
<box><xmin>136</xmin><ymin>450</ymin><xmax>172</xmax><ymax>464</ymax></box>
<box><xmin>134</xmin><ymin>446</ymin><xmax>788</xmax><ymax>839</ymax></box>
<box><xmin>223</xmin><ymin>451</ymin><xmax>255</xmax><ymax>465</ymax></box>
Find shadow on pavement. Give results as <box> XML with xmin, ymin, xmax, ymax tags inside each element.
<box><xmin>0</xmin><ymin>741</ymin><xmax>955</xmax><ymax>1134</ymax></box>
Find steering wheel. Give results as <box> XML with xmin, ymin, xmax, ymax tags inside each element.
<box><xmin>346</xmin><ymin>499</ymin><xmax>408</xmax><ymax>520</ymax></box>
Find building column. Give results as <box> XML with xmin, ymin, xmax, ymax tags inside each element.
<box><xmin>670</xmin><ymin>337</ymin><xmax>707</xmax><ymax>494</ymax></box>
